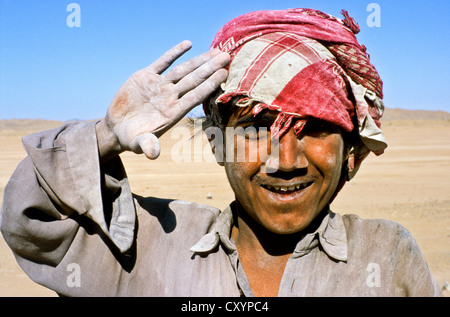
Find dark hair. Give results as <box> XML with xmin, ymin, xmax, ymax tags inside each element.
<box><xmin>203</xmin><ymin>88</ymin><xmax>358</xmax><ymax>150</ymax></box>
<box><xmin>202</xmin><ymin>88</ymin><xmax>237</xmax><ymax>132</ymax></box>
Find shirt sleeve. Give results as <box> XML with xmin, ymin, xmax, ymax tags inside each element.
<box><xmin>0</xmin><ymin>121</ymin><xmax>137</xmax><ymax>295</ymax></box>
<box><xmin>343</xmin><ymin>215</ymin><xmax>442</xmax><ymax>297</ymax></box>
<box><xmin>390</xmin><ymin>222</ymin><xmax>443</xmax><ymax>297</ymax></box>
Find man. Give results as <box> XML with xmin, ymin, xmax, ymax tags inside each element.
<box><xmin>0</xmin><ymin>8</ymin><xmax>441</xmax><ymax>296</ymax></box>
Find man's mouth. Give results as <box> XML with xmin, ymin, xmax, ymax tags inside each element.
<box><xmin>261</xmin><ymin>181</ymin><xmax>313</xmax><ymax>194</ymax></box>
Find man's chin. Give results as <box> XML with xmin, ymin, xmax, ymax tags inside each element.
<box><xmin>259</xmin><ymin>215</ymin><xmax>315</xmax><ymax>235</ymax></box>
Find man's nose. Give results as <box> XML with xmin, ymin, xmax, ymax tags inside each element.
<box><xmin>276</xmin><ymin>127</ymin><xmax>308</xmax><ymax>172</ymax></box>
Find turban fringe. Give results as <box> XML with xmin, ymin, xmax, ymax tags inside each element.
<box><xmin>206</xmin><ymin>8</ymin><xmax>388</xmax><ymax>179</ymax></box>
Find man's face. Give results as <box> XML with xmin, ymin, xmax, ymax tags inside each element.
<box><xmin>223</xmin><ymin>106</ymin><xmax>347</xmax><ymax>234</ymax></box>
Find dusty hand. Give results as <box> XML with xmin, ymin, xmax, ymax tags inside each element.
<box><xmin>102</xmin><ymin>40</ymin><xmax>229</xmax><ymax>159</ymax></box>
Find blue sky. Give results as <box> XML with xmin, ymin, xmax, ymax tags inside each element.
<box><xmin>1</xmin><ymin>0</ymin><xmax>449</xmax><ymax>121</ymax></box>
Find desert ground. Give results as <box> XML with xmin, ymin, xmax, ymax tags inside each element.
<box><xmin>0</xmin><ymin>108</ymin><xmax>449</xmax><ymax>297</ymax></box>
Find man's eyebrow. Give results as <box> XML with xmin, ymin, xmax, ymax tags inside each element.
<box><xmin>234</xmin><ymin>113</ymin><xmax>275</xmax><ymax>126</ymax></box>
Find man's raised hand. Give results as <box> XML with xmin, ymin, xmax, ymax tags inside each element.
<box><xmin>97</xmin><ymin>41</ymin><xmax>229</xmax><ymax>160</ymax></box>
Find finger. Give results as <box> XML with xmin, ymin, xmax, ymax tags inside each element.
<box><xmin>175</xmin><ymin>52</ymin><xmax>230</xmax><ymax>96</ymax></box>
<box><xmin>148</xmin><ymin>40</ymin><xmax>192</xmax><ymax>75</ymax></box>
<box><xmin>164</xmin><ymin>48</ymin><xmax>224</xmax><ymax>83</ymax></box>
<box><xmin>177</xmin><ymin>68</ymin><xmax>228</xmax><ymax>113</ymax></box>
<box><xmin>138</xmin><ymin>133</ymin><xmax>161</xmax><ymax>160</ymax></box>
<box><xmin>129</xmin><ymin>133</ymin><xmax>161</xmax><ymax>159</ymax></box>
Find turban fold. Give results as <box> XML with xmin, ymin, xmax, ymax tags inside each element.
<box><xmin>206</xmin><ymin>8</ymin><xmax>387</xmax><ymax>179</ymax></box>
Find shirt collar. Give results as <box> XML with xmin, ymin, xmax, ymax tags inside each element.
<box><xmin>190</xmin><ymin>204</ymin><xmax>236</xmax><ymax>253</ymax></box>
<box><xmin>190</xmin><ymin>203</ymin><xmax>347</xmax><ymax>262</ymax></box>
<box><xmin>292</xmin><ymin>208</ymin><xmax>348</xmax><ymax>261</ymax></box>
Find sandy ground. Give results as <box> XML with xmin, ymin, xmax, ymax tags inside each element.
<box><xmin>0</xmin><ymin>111</ymin><xmax>449</xmax><ymax>297</ymax></box>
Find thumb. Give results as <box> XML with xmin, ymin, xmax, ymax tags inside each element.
<box><xmin>130</xmin><ymin>133</ymin><xmax>161</xmax><ymax>160</ymax></box>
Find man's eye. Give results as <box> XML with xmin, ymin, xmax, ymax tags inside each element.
<box><xmin>236</xmin><ymin>124</ymin><xmax>271</xmax><ymax>140</ymax></box>
<box><xmin>303</xmin><ymin>120</ymin><xmax>337</xmax><ymax>136</ymax></box>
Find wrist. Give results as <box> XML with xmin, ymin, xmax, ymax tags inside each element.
<box><xmin>95</xmin><ymin>118</ymin><xmax>123</xmax><ymax>162</ymax></box>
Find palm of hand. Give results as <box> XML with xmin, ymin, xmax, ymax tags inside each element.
<box><xmin>104</xmin><ymin>41</ymin><xmax>229</xmax><ymax>159</ymax></box>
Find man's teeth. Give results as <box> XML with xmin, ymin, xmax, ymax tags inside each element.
<box><xmin>265</xmin><ymin>183</ymin><xmax>310</xmax><ymax>192</ymax></box>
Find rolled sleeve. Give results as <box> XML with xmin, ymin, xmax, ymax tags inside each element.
<box><xmin>0</xmin><ymin>121</ymin><xmax>136</xmax><ymax>290</ymax></box>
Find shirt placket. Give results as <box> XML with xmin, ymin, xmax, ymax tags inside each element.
<box><xmin>226</xmin><ymin>242</ymin><xmax>254</xmax><ymax>297</ymax></box>
<box><xmin>277</xmin><ymin>249</ymin><xmax>318</xmax><ymax>296</ymax></box>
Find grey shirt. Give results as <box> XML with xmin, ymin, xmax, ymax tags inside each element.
<box><xmin>0</xmin><ymin>121</ymin><xmax>442</xmax><ymax>296</ymax></box>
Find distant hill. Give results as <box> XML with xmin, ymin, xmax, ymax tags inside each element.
<box><xmin>382</xmin><ymin>108</ymin><xmax>450</xmax><ymax>122</ymax></box>
<box><xmin>0</xmin><ymin>119</ymin><xmax>65</xmax><ymax>134</ymax></box>
<box><xmin>1</xmin><ymin>108</ymin><xmax>449</xmax><ymax>135</ymax></box>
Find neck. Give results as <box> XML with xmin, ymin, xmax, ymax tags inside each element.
<box><xmin>230</xmin><ymin>202</ymin><xmax>328</xmax><ymax>297</ymax></box>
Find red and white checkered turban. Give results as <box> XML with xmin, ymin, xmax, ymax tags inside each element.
<box><xmin>206</xmin><ymin>8</ymin><xmax>388</xmax><ymax>179</ymax></box>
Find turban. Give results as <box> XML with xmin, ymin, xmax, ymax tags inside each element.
<box><xmin>205</xmin><ymin>8</ymin><xmax>387</xmax><ymax>179</ymax></box>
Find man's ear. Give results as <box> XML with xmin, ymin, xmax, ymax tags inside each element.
<box><xmin>205</xmin><ymin>127</ymin><xmax>225</xmax><ymax>166</ymax></box>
